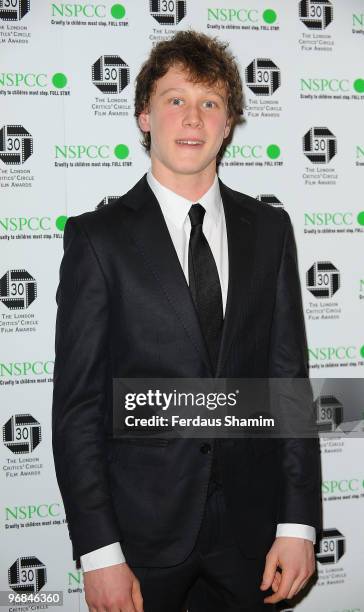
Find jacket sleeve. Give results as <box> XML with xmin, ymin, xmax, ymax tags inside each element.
<box><xmin>52</xmin><ymin>217</ymin><xmax>121</xmax><ymax>560</ymax></box>
<box><xmin>268</xmin><ymin>210</ymin><xmax>322</xmax><ymax>533</ymax></box>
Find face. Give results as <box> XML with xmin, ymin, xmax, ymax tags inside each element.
<box><xmin>138</xmin><ymin>65</ymin><xmax>231</xmax><ymax>179</ymax></box>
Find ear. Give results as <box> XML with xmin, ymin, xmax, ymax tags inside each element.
<box><xmin>138</xmin><ymin>108</ymin><xmax>151</xmax><ymax>133</ymax></box>
<box><xmin>223</xmin><ymin>117</ymin><xmax>232</xmax><ymax>139</ymax></box>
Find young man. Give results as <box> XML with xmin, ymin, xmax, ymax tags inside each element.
<box><xmin>52</xmin><ymin>31</ymin><xmax>321</xmax><ymax>612</ymax></box>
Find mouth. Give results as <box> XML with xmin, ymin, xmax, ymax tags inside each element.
<box><xmin>175</xmin><ymin>139</ymin><xmax>205</xmax><ymax>147</ymax></box>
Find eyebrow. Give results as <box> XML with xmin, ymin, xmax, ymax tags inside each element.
<box><xmin>159</xmin><ymin>87</ymin><xmax>226</xmax><ymax>103</ymax></box>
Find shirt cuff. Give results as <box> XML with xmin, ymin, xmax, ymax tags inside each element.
<box><xmin>80</xmin><ymin>542</ymin><xmax>126</xmax><ymax>572</ymax></box>
<box><xmin>276</xmin><ymin>523</ymin><xmax>316</xmax><ymax>545</ymax></box>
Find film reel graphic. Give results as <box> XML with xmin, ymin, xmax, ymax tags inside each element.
<box><xmin>306</xmin><ymin>261</ymin><xmax>340</xmax><ymax>298</ymax></box>
<box><xmin>0</xmin><ymin>125</ymin><xmax>33</xmax><ymax>165</ymax></box>
<box><xmin>256</xmin><ymin>194</ymin><xmax>284</xmax><ymax>208</ymax></box>
<box><xmin>96</xmin><ymin>196</ymin><xmax>122</xmax><ymax>209</ymax></box>
<box><xmin>0</xmin><ymin>0</ymin><xmax>30</xmax><ymax>21</ymax></box>
<box><xmin>245</xmin><ymin>59</ymin><xmax>281</xmax><ymax>96</ymax></box>
<box><xmin>303</xmin><ymin>127</ymin><xmax>337</xmax><ymax>164</ymax></box>
<box><xmin>92</xmin><ymin>55</ymin><xmax>130</xmax><ymax>94</ymax></box>
<box><xmin>315</xmin><ymin>395</ymin><xmax>343</xmax><ymax>432</ymax></box>
<box><xmin>317</xmin><ymin>529</ymin><xmax>345</xmax><ymax>565</ymax></box>
<box><xmin>0</xmin><ymin>269</ymin><xmax>37</xmax><ymax>310</ymax></box>
<box><xmin>8</xmin><ymin>557</ymin><xmax>47</xmax><ymax>594</ymax></box>
<box><xmin>3</xmin><ymin>414</ymin><xmax>42</xmax><ymax>454</ymax></box>
<box><xmin>149</xmin><ymin>0</ymin><xmax>186</xmax><ymax>25</ymax></box>
<box><xmin>299</xmin><ymin>0</ymin><xmax>333</xmax><ymax>30</ymax></box>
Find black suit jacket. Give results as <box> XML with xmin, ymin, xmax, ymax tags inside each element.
<box><xmin>52</xmin><ymin>174</ymin><xmax>321</xmax><ymax>569</ymax></box>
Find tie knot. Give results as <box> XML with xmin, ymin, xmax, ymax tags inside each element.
<box><xmin>188</xmin><ymin>203</ymin><xmax>205</xmax><ymax>228</ymax></box>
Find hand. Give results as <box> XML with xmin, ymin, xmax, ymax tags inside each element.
<box><xmin>260</xmin><ymin>537</ymin><xmax>315</xmax><ymax>604</ymax></box>
<box><xmin>84</xmin><ymin>562</ymin><xmax>144</xmax><ymax>612</ymax></box>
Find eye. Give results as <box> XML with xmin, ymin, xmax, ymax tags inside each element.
<box><xmin>170</xmin><ymin>97</ymin><xmax>184</xmax><ymax>106</ymax></box>
<box><xmin>203</xmin><ymin>100</ymin><xmax>217</xmax><ymax>109</ymax></box>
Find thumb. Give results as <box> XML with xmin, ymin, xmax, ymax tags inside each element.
<box><xmin>260</xmin><ymin>551</ymin><xmax>278</xmax><ymax>591</ymax></box>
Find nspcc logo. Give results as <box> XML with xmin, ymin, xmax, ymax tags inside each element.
<box><xmin>303</xmin><ymin>127</ymin><xmax>336</xmax><ymax>163</ymax></box>
<box><xmin>0</xmin><ymin>269</ymin><xmax>37</xmax><ymax>309</ymax></box>
<box><xmin>207</xmin><ymin>8</ymin><xmax>278</xmax><ymax>25</ymax></box>
<box><xmin>3</xmin><ymin>414</ymin><xmax>41</xmax><ymax>454</ymax></box>
<box><xmin>306</xmin><ymin>261</ymin><xmax>340</xmax><ymax>298</ymax></box>
<box><xmin>299</xmin><ymin>0</ymin><xmax>333</xmax><ymax>30</ymax></box>
<box><xmin>0</xmin><ymin>0</ymin><xmax>30</xmax><ymax>21</ymax></box>
<box><xmin>6</xmin><ymin>503</ymin><xmax>61</xmax><ymax>520</ymax></box>
<box><xmin>51</xmin><ymin>3</ymin><xmax>126</xmax><ymax>19</ymax></box>
<box><xmin>0</xmin><ymin>360</ymin><xmax>54</xmax><ymax>377</ymax></box>
<box><xmin>0</xmin><ymin>72</ymin><xmax>68</xmax><ymax>90</ymax></box>
<box><xmin>92</xmin><ymin>55</ymin><xmax>129</xmax><ymax>94</ymax></box>
<box><xmin>0</xmin><ymin>125</ymin><xmax>33</xmax><ymax>165</ymax></box>
<box><xmin>150</xmin><ymin>0</ymin><xmax>186</xmax><ymax>25</ymax></box>
<box><xmin>301</xmin><ymin>78</ymin><xmax>364</xmax><ymax>94</ymax></box>
<box><xmin>8</xmin><ymin>556</ymin><xmax>47</xmax><ymax>593</ymax></box>
<box><xmin>55</xmin><ymin>143</ymin><xmax>129</xmax><ymax>160</ymax></box>
<box><xmin>245</xmin><ymin>59</ymin><xmax>281</xmax><ymax>96</ymax></box>
<box><xmin>309</xmin><ymin>345</ymin><xmax>362</xmax><ymax>362</ymax></box>
<box><xmin>317</xmin><ymin>529</ymin><xmax>345</xmax><ymax>564</ymax></box>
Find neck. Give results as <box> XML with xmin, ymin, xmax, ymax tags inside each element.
<box><xmin>151</xmin><ymin>158</ymin><xmax>216</xmax><ymax>201</ymax></box>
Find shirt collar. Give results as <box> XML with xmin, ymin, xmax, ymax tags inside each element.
<box><xmin>147</xmin><ymin>169</ymin><xmax>221</xmax><ymax>229</ymax></box>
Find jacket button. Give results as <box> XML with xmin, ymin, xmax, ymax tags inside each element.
<box><xmin>200</xmin><ymin>443</ymin><xmax>211</xmax><ymax>454</ymax></box>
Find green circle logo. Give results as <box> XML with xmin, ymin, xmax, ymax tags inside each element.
<box><xmin>111</xmin><ymin>4</ymin><xmax>126</xmax><ymax>19</ymax></box>
<box><xmin>267</xmin><ymin>144</ymin><xmax>280</xmax><ymax>159</ymax></box>
<box><xmin>360</xmin><ymin>345</ymin><xmax>364</xmax><ymax>359</ymax></box>
<box><xmin>56</xmin><ymin>215</ymin><xmax>68</xmax><ymax>231</ymax></box>
<box><xmin>357</xmin><ymin>211</ymin><xmax>364</xmax><ymax>226</ymax></box>
<box><xmin>263</xmin><ymin>9</ymin><xmax>277</xmax><ymax>24</ymax></box>
<box><xmin>114</xmin><ymin>144</ymin><xmax>129</xmax><ymax>160</ymax></box>
<box><xmin>353</xmin><ymin>78</ymin><xmax>364</xmax><ymax>93</ymax></box>
<box><xmin>52</xmin><ymin>73</ymin><xmax>68</xmax><ymax>89</ymax></box>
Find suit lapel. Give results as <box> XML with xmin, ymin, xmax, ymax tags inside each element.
<box><xmin>216</xmin><ymin>180</ymin><xmax>256</xmax><ymax>376</ymax></box>
<box><xmin>121</xmin><ymin>175</ymin><xmax>213</xmax><ymax>374</ymax></box>
<box><xmin>120</xmin><ymin>175</ymin><xmax>257</xmax><ymax>377</ymax></box>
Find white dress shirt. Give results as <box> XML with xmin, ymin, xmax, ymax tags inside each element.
<box><xmin>80</xmin><ymin>170</ymin><xmax>315</xmax><ymax>572</ymax></box>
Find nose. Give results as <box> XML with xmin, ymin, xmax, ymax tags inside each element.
<box><xmin>182</xmin><ymin>103</ymin><xmax>203</xmax><ymax>129</ymax></box>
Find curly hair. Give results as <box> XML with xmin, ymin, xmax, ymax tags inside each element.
<box><xmin>134</xmin><ymin>30</ymin><xmax>244</xmax><ymax>153</ymax></box>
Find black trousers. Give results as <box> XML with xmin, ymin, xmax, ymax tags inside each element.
<box><xmin>130</xmin><ymin>480</ymin><xmax>276</xmax><ymax>612</ymax></box>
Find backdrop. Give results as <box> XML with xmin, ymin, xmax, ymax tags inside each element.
<box><xmin>1</xmin><ymin>1</ymin><xmax>363</xmax><ymax>610</ymax></box>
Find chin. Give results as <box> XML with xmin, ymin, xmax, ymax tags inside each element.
<box><xmin>167</xmin><ymin>158</ymin><xmax>214</xmax><ymax>176</ymax></box>
<box><xmin>170</xmin><ymin>165</ymin><xmax>204</xmax><ymax>175</ymax></box>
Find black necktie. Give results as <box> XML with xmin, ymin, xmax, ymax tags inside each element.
<box><xmin>188</xmin><ymin>203</ymin><xmax>223</xmax><ymax>373</ymax></box>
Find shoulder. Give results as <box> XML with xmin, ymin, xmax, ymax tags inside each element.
<box><xmin>64</xmin><ymin>175</ymin><xmax>147</xmax><ymax>237</ymax></box>
<box><xmin>219</xmin><ymin>180</ymin><xmax>291</xmax><ymax>232</ymax></box>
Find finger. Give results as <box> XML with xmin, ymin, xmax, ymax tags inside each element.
<box><xmin>288</xmin><ymin>574</ymin><xmax>310</xmax><ymax>599</ymax></box>
<box><xmin>271</xmin><ymin>570</ymin><xmax>282</xmax><ymax>593</ymax></box>
<box><xmin>263</xmin><ymin>571</ymin><xmax>296</xmax><ymax>604</ymax></box>
<box><xmin>260</xmin><ymin>553</ymin><xmax>278</xmax><ymax>590</ymax></box>
<box><xmin>286</xmin><ymin>575</ymin><xmax>305</xmax><ymax>600</ymax></box>
<box><xmin>122</xmin><ymin>600</ymin><xmax>137</xmax><ymax>612</ymax></box>
<box><xmin>272</xmin><ymin>573</ymin><xmax>281</xmax><ymax>591</ymax></box>
<box><xmin>131</xmin><ymin>579</ymin><xmax>144</xmax><ymax>612</ymax></box>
